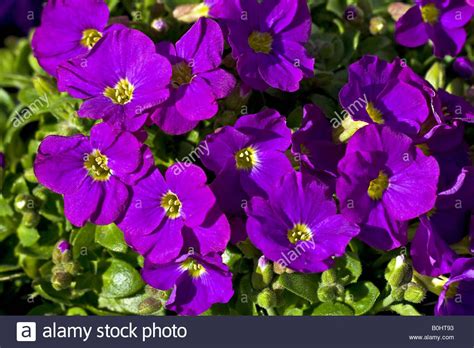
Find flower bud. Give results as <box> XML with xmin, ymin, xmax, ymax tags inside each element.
<box><xmin>53</xmin><ymin>240</ymin><xmax>72</xmax><ymax>265</ymax></box>
<box><xmin>14</xmin><ymin>194</ymin><xmax>38</xmax><ymax>213</ymax></box>
<box><xmin>344</xmin><ymin>5</ymin><xmax>364</xmax><ymax>24</ymax></box>
<box><xmin>403</xmin><ymin>282</ymin><xmax>426</xmax><ymax>304</ymax></box>
<box><xmin>0</xmin><ymin>152</ymin><xmax>4</xmax><ymax>169</ymax></box>
<box><xmin>385</xmin><ymin>255</ymin><xmax>412</xmax><ymax>288</ymax></box>
<box><xmin>151</xmin><ymin>18</ymin><xmax>169</xmax><ymax>33</ymax></box>
<box><xmin>252</xmin><ymin>256</ymin><xmax>274</xmax><ymax>289</ymax></box>
<box><xmin>256</xmin><ymin>288</ymin><xmax>277</xmax><ymax>309</ymax></box>
<box><xmin>138</xmin><ymin>297</ymin><xmax>163</xmax><ymax>315</ymax></box>
<box><xmin>369</xmin><ymin>16</ymin><xmax>387</xmax><ymax>35</ymax></box>
<box><xmin>317</xmin><ymin>283</ymin><xmax>345</xmax><ymax>303</ymax></box>
<box><xmin>51</xmin><ymin>269</ymin><xmax>73</xmax><ymax>290</ymax></box>
<box><xmin>391</xmin><ymin>285</ymin><xmax>406</xmax><ymax>301</ymax></box>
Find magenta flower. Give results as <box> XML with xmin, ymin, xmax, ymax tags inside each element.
<box><xmin>118</xmin><ymin>164</ymin><xmax>230</xmax><ymax>265</ymax></box>
<box><xmin>32</xmin><ymin>0</ymin><xmax>114</xmax><ymax>77</ymax></box>
<box><xmin>142</xmin><ymin>252</ymin><xmax>234</xmax><ymax>315</ymax></box>
<box><xmin>435</xmin><ymin>257</ymin><xmax>474</xmax><ymax>315</ymax></box>
<box><xmin>200</xmin><ymin>109</ymin><xmax>293</xmax><ymax>215</ymax></box>
<box><xmin>292</xmin><ymin>104</ymin><xmax>345</xmax><ymax>189</ymax></box>
<box><xmin>225</xmin><ymin>0</ymin><xmax>314</xmax><ymax>92</ymax></box>
<box><xmin>57</xmin><ymin>27</ymin><xmax>171</xmax><ymax>131</ymax></box>
<box><xmin>34</xmin><ymin>123</ymin><xmax>146</xmax><ymax>226</ymax></box>
<box><xmin>151</xmin><ymin>18</ymin><xmax>235</xmax><ymax>135</ymax></box>
<box><xmin>247</xmin><ymin>171</ymin><xmax>359</xmax><ymax>273</ymax></box>
<box><xmin>339</xmin><ymin>55</ymin><xmax>433</xmax><ymax>137</ymax></box>
<box><xmin>336</xmin><ymin>125</ymin><xmax>440</xmax><ymax>250</ymax></box>
<box><xmin>395</xmin><ymin>0</ymin><xmax>474</xmax><ymax>57</ymax></box>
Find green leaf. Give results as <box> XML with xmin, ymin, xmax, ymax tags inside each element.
<box><xmin>95</xmin><ymin>224</ymin><xmax>128</xmax><ymax>253</ymax></box>
<box><xmin>344</xmin><ymin>281</ymin><xmax>380</xmax><ymax>315</ymax></box>
<box><xmin>276</xmin><ymin>273</ymin><xmax>320</xmax><ymax>304</ymax></box>
<box><xmin>312</xmin><ymin>302</ymin><xmax>354</xmax><ymax>316</ymax></box>
<box><xmin>425</xmin><ymin>62</ymin><xmax>446</xmax><ymax>90</ymax></box>
<box><xmin>101</xmin><ymin>259</ymin><xmax>144</xmax><ymax>298</ymax></box>
<box><xmin>333</xmin><ymin>251</ymin><xmax>362</xmax><ymax>286</ymax></box>
<box><xmin>17</xmin><ymin>225</ymin><xmax>40</xmax><ymax>247</ymax></box>
<box><xmin>389</xmin><ymin>304</ymin><xmax>422</xmax><ymax>316</ymax></box>
<box><xmin>70</xmin><ymin>223</ymin><xmax>96</xmax><ymax>260</ymax></box>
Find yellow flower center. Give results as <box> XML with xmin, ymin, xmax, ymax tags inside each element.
<box><xmin>181</xmin><ymin>258</ymin><xmax>206</xmax><ymax>278</ymax></box>
<box><xmin>421</xmin><ymin>3</ymin><xmax>439</xmax><ymax>24</ymax></box>
<box><xmin>84</xmin><ymin>149</ymin><xmax>111</xmax><ymax>181</ymax></box>
<box><xmin>171</xmin><ymin>62</ymin><xmax>194</xmax><ymax>88</ymax></box>
<box><xmin>366</xmin><ymin>102</ymin><xmax>384</xmax><ymax>124</ymax></box>
<box><xmin>287</xmin><ymin>223</ymin><xmax>313</xmax><ymax>244</ymax></box>
<box><xmin>160</xmin><ymin>191</ymin><xmax>182</xmax><ymax>219</ymax></box>
<box><xmin>80</xmin><ymin>29</ymin><xmax>103</xmax><ymax>49</ymax></box>
<box><xmin>235</xmin><ymin>146</ymin><xmax>258</xmax><ymax>170</ymax></box>
<box><xmin>248</xmin><ymin>31</ymin><xmax>273</xmax><ymax>54</ymax></box>
<box><xmin>104</xmin><ymin>78</ymin><xmax>134</xmax><ymax>105</ymax></box>
<box><xmin>368</xmin><ymin>171</ymin><xmax>389</xmax><ymax>200</ymax></box>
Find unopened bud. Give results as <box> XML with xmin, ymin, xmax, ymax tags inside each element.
<box><xmin>385</xmin><ymin>255</ymin><xmax>412</xmax><ymax>288</ymax></box>
<box><xmin>151</xmin><ymin>18</ymin><xmax>168</xmax><ymax>33</ymax></box>
<box><xmin>51</xmin><ymin>270</ymin><xmax>72</xmax><ymax>290</ymax></box>
<box><xmin>14</xmin><ymin>194</ymin><xmax>38</xmax><ymax>213</ymax></box>
<box><xmin>344</xmin><ymin>5</ymin><xmax>364</xmax><ymax>24</ymax></box>
<box><xmin>252</xmin><ymin>256</ymin><xmax>274</xmax><ymax>289</ymax></box>
<box><xmin>369</xmin><ymin>16</ymin><xmax>387</xmax><ymax>35</ymax></box>
<box><xmin>257</xmin><ymin>288</ymin><xmax>277</xmax><ymax>309</ymax></box>
<box><xmin>53</xmin><ymin>240</ymin><xmax>72</xmax><ymax>264</ymax></box>
<box><xmin>403</xmin><ymin>282</ymin><xmax>426</xmax><ymax>304</ymax></box>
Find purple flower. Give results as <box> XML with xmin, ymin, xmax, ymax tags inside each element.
<box><xmin>0</xmin><ymin>152</ymin><xmax>5</xmax><ymax>168</ymax></box>
<box><xmin>57</xmin><ymin>240</ymin><xmax>71</xmax><ymax>254</ymax></box>
<box><xmin>435</xmin><ymin>89</ymin><xmax>474</xmax><ymax>124</ymax></box>
<box><xmin>411</xmin><ymin>167</ymin><xmax>474</xmax><ymax>276</ymax></box>
<box><xmin>336</xmin><ymin>125</ymin><xmax>439</xmax><ymax>250</ymax></box>
<box><xmin>32</xmin><ymin>0</ymin><xmax>113</xmax><ymax>77</ymax></box>
<box><xmin>118</xmin><ymin>164</ymin><xmax>230</xmax><ymax>265</ymax></box>
<box><xmin>34</xmin><ymin>123</ymin><xmax>145</xmax><ymax>226</ymax></box>
<box><xmin>225</xmin><ymin>0</ymin><xmax>314</xmax><ymax>92</ymax></box>
<box><xmin>246</xmin><ymin>171</ymin><xmax>359</xmax><ymax>273</ymax></box>
<box><xmin>435</xmin><ymin>257</ymin><xmax>474</xmax><ymax>315</ymax></box>
<box><xmin>395</xmin><ymin>0</ymin><xmax>474</xmax><ymax>57</ymax></box>
<box><xmin>292</xmin><ymin>104</ymin><xmax>345</xmax><ymax>189</ymax></box>
<box><xmin>339</xmin><ymin>55</ymin><xmax>433</xmax><ymax>137</ymax></box>
<box><xmin>201</xmin><ymin>109</ymin><xmax>293</xmax><ymax>215</ymax></box>
<box><xmin>151</xmin><ymin>18</ymin><xmax>235</xmax><ymax>135</ymax></box>
<box><xmin>57</xmin><ymin>27</ymin><xmax>171</xmax><ymax>131</ymax></box>
<box><xmin>142</xmin><ymin>252</ymin><xmax>234</xmax><ymax>315</ymax></box>
<box><xmin>453</xmin><ymin>57</ymin><xmax>474</xmax><ymax>79</ymax></box>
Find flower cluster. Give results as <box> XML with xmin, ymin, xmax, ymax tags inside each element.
<box><xmin>29</xmin><ymin>0</ymin><xmax>474</xmax><ymax>316</ymax></box>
